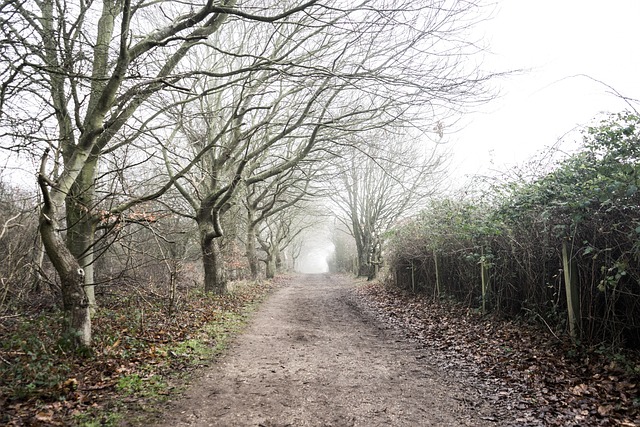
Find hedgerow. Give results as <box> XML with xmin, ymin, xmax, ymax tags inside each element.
<box><xmin>387</xmin><ymin>111</ymin><xmax>640</xmax><ymax>349</ymax></box>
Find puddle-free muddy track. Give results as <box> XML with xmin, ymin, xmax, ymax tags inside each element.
<box><xmin>154</xmin><ymin>274</ymin><xmax>500</xmax><ymax>426</ymax></box>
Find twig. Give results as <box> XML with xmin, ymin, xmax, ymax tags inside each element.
<box><xmin>523</xmin><ymin>307</ymin><xmax>563</xmax><ymax>342</ymax></box>
<box><xmin>0</xmin><ymin>314</ymin><xmax>21</xmax><ymax>320</ymax></box>
<box><xmin>126</xmin><ymin>334</ymin><xmax>170</xmax><ymax>344</ymax></box>
<box><xmin>0</xmin><ymin>212</ymin><xmax>22</xmax><ymax>240</ymax></box>
<box><xmin>0</xmin><ymin>353</ymin><xmax>12</xmax><ymax>365</ymax></box>
<box><xmin>79</xmin><ymin>380</ymin><xmax>118</xmax><ymax>391</ymax></box>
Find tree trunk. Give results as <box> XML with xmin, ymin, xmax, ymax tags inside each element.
<box><xmin>274</xmin><ymin>246</ymin><xmax>283</xmax><ymax>272</ymax></box>
<box><xmin>39</xmin><ymin>212</ymin><xmax>91</xmax><ymax>348</ymax></box>
<box><xmin>265</xmin><ymin>253</ymin><xmax>276</xmax><ymax>279</ymax></box>
<box><xmin>201</xmin><ymin>227</ymin><xmax>226</xmax><ymax>294</ymax></box>
<box><xmin>357</xmin><ymin>252</ymin><xmax>370</xmax><ymax>277</ymax></box>
<box><xmin>367</xmin><ymin>265</ymin><xmax>377</xmax><ymax>281</ymax></box>
<box><xmin>31</xmin><ymin>240</ymin><xmax>46</xmax><ymax>293</ymax></box>
<box><xmin>367</xmin><ymin>236</ymin><xmax>381</xmax><ymax>281</ymax></box>
<box><xmin>355</xmin><ymin>231</ymin><xmax>372</xmax><ymax>277</ymax></box>
<box><xmin>246</xmin><ymin>220</ymin><xmax>260</xmax><ymax>279</ymax></box>
<box><xmin>66</xmin><ymin>161</ymin><xmax>98</xmax><ymax>314</ymax></box>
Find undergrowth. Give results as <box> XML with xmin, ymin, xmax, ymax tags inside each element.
<box><xmin>0</xmin><ymin>278</ymin><xmax>277</xmax><ymax>426</ymax></box>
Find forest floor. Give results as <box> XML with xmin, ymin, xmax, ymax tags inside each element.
<box><xmin>3</xmin><ymin>274</ymin><xmax>639</xmax><ymax>426</ymax></box>
<box><xmin>357</xmin><ymin>280</ymin><xmax>640</xmax><ymax>426</ymax></box>
<box><xmin>151</xmin><ymin>274</ymin><xmax>640</xmax><ymax>427</ymax></box>
<box><xmin>0</xmin><ymin>279</ymin><xmax>276</xmax><ymax>426</ymax></box>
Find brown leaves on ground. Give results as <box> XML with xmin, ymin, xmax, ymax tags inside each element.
<box><xmin>356</xmin><ymin>282</ymin><xmax>640</xmax><ymax>427</ymax></box>
<box><xmin>0</xmin><ymin>278</ymin><xmax>279</xmax><ymax>426</ymax></box>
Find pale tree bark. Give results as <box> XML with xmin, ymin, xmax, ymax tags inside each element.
<box><xmin>65</xmin><ymin>159</ymin><xmax>99</xmax><ymax>315</ymax></box>
<box><xmin>38</xmin><ymin>152</ymin><xmax>91</xmax><ymax>346</ymax></box>
<box><xmin>2</xmin><ymin>0</ymin><xmax>319</xmax><ymax>347</ymax></box>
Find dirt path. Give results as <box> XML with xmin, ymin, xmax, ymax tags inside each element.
<box><xmin>155</xmin><ymin>274</ymin><xmax>500</xmax><ymax>426</ymax></box>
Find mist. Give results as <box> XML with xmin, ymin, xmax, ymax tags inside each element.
<box><xmin>296</xmin><ymin>245</ymin><xmax>334</xmax><ymax>274</ymax></box>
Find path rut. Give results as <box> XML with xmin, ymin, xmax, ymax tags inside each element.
<box><xmin>154</xmin><ymin>274</ymin><xmax>498</xmax><ymax>426</ymax></box>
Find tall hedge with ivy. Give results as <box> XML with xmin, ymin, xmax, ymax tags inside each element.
<box><xmin>386</xmin><ymin>111</ymin><xmax>640</xmax><ymax>349</ymax></box>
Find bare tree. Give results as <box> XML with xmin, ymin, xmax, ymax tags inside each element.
<box><xmin>327</xmin><ymin>221</ymin><xmax>358</xmax><ymax>274</ymax></box>
<box><xmin>0</xmin><ymin>0</ymin><xmax>495</xmax><ymax>346</ymax></box>
<box><xmin>162</xmin><ymin>0</ymin><xmax>494</xmax><ymax>289</ymax></box>
<box><xmin>244</xmin><ymin>168</ymin><xmax>310</xmax><ymax>278</ymax></box>
<box><xmin>330</xmin><ymin>132</ymin><xmax>446</xmax><ymax>279</ymax></box>
<box><xmin>1</xmin><ymin>0</ymin><xmax>319</xmax><ymax>347</ymax></box>
<box><xmin>161</xmin><ymin>57</ymin><xmax>343</xmax><ymax>292</ymax></box>
<box><xmin>256</xmin><ymin>202</ymin><xmax>318</xmax><ymax>278</ymax></box>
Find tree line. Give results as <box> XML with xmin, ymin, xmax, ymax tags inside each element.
<box><xmin>0</xmin><ymin>0</ymin><xmax>493</xmax><ymax>348</ymax></box>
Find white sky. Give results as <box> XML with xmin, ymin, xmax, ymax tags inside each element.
<box><xmin>451</xmin><ymin>0</ymin><xmax>640</xmax><ymax>184</ymax></box>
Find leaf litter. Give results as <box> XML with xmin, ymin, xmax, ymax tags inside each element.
<box><xmin>5</xmin><ymin>276</ymin><xmax>638</xmax><ymax>426</ymax></box>
<box><xmin>0</xmin><ymin>278</ymin><xmax>278</xmax><ymax>426</ymax></box>
<box><xmin>355</xmin><ymin>282</ymin><xmax>640</xmax><ymax>427</ymax></box>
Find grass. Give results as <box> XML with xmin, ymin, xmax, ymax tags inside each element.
<box><xmin>116</xmin><ymin>373</ymin><xmax>167</xmax><ymax>397</ymax></box>
<box><xmin>0</xmin><ymin>278</ymin><xmax>277</xmax><ymax>426</ymax></box>
<box><xmin>75</xmin><ymin>411</ymin><xmax>123</xmax><ymax>427</ymax></box>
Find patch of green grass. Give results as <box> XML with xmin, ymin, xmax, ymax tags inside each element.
<box><xmin>171</xmin><ymin>338</ymin><xmax>210</xmax><ymax>360</ymax></box>
<box><xmin>75</xmin><ymin>410</ymin><xmax>123</xmax><ymax>427</ymax></box>
<box><xmin>165</xmin><ymin>309</ymin><xmax>251</xmax><ymax>364</ymax></box>
<box><xmin>86</xmin><ymin>284</ymin><xmax>271</xmax><ymax>426</ymax></box>
<box><xmin>115</xmin><ymin>373</ymin><xmax>144</xmax><ymax>395</ymax></box>
<box><xmin>116</xmin><ymin>373</ymin><xmax>166</xmax><ymax>398</ymax></box>
<box><xmin>2</xmin><ymin>279</ymin><xmax>276</xmax><ymax>425</ymax></box>
<box><xmin>204</xmin><ymin>312</ymin><xmax>246</xmax><ymax>349</ymax></box>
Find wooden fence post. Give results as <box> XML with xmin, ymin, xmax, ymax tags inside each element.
<box><xmin>481</xmin><ymin>263</ymin><xmax>490</xmax><ymax>313</ymax></box>
<box><xmin>433</xmin><ymin>249</ymin><xmax>441</xmax><ymax>299</ymax></box>
<box><xmin>562</xmin><ymin>239</ymin><xmax>581</xmax><ymax>341</ymax></box>
<box><xmin>411</xmin><ymin>261</ymin><xmax>416</xmax><ymax>293</ymax></box>
<box><xmin>481</xmin><ymin>248</ymin><xmax>490</xmax><ymax>313</ymax></box>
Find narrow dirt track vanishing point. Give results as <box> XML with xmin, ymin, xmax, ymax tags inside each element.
<box><xmin>154</xmin><ymin>274</ymin><xmax>499</xmax><ymax>426</ymax></box>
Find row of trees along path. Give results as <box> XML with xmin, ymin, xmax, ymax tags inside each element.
<box><xmin>0</xmin><ymin>0</ymin><xmax>494</xmax><ymax>348</ymax></box>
